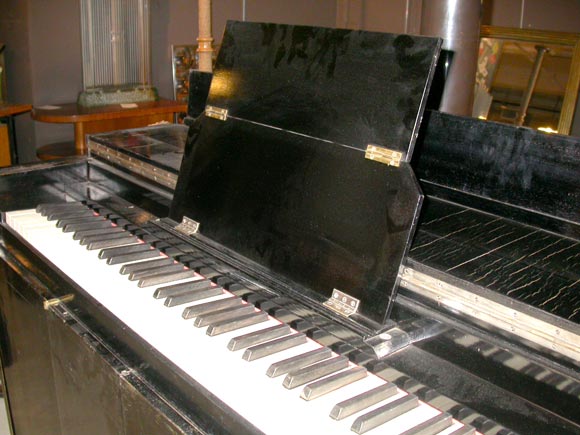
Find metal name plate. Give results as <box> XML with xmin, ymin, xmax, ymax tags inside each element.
<box><xmin>324</xmin><ymin>289</ymin><xmax>360</xmax><ymax>317</ymax></box>
<box><xmin>175</xmin><ymin>216</ymin><xmax>200</xmax><ymax>235</ymax></box>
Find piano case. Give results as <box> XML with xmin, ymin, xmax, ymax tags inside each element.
<box><xmin>0</xmin><ymin>21</ymin><xmax>443</xmax><ymax>435</ymax></box>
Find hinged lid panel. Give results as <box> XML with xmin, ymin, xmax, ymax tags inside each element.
<box><xmin>171</xmin><ymin>117</ymin><xmax>423</xmax><ymax>330</ymax></box>
<box><xmin>207</xmin><ymin>21</ymin><xmax>441</xmax><ymax>159</ymax></box>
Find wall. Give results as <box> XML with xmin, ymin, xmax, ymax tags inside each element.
<box><xmin>482</xmin><ymin>0</ymin><xmax>580</xmax><ymax>32</ymax></box>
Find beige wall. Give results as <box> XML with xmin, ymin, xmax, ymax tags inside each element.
<box><xmin>483</xmin><ymin>0</ymin><xmax>580</xmax><ymax>32</ymax></box>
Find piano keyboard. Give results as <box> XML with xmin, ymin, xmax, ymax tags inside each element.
<box><xmin>5</xmin><ymin>202</ymin><xmax>478</xmax><ymax>435</ymax></box>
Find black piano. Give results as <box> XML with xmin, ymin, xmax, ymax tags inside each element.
<box><xmin>0</xmin><ymin>21</ymin><xmax>578</xmax><ymax>435</ymax></box>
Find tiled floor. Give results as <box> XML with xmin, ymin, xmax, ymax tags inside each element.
<box><xmin>0</xmin><ymin>398</ymin><xmax>9</xmax><ymax>435</ymax></box>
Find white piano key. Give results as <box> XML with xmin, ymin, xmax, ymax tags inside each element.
<box><xmin>5</xmin><ymin>209</ymin><xmax>478</xmax><ymax>435</ymax></box>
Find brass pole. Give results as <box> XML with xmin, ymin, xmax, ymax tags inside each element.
<box><xmin>197</xmin><ymin>0</ymin><xmax>214</xmax><ymax>72</ymax></box>
<box><xmin>516</xmin><ymin>45</ymin><xmax>549</xmax><ymax>127</ymax></box>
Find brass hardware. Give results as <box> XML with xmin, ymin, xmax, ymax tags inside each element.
<box><xmin>364</xmin><ymin>145</ymin><xmax>403</xmax><ymax>167</ymax></box>
<box><xmin>88</xmin><ymin>141</ymin><xmax>178</xmax><ymax>189</ymax></box>
<box><xmin>175</xmin><ymin>216</ymin><xmax>200</xmax><ymax>235</ymax></box>
<box><xmin>43</xmin><ymin>294</ymin><xmax>75</xmax><ymax>310</ymax></box>
<box><xmin>205</xmin><ymin>105</ymin><xmax>228</xmax><ymax>121</ymax></box>
<box><xmin>324</xmin><ymin>289</ymin><xmax>360</xmax><ymax>317</ymax></box>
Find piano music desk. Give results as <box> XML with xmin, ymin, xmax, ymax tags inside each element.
<box><xmin>32</xmin><ymin>99</ymin><xmax>187</xmax><ymax>160</ymax></box>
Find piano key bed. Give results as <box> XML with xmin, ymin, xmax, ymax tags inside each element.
<box><xmin>4</xmin><ymin>201</ymin><xmax>478</xmax><ymax>435</ymax></box>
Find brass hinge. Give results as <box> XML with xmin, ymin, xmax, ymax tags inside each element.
<box><xmin>175</xmin><ymin>216</ymin><xmax>200</xmax><ymax>235</ymax></box>
<box><xmin>43</xmin><ymin>294</ymin><xmax>75</xmax><ymax>310</ymax></box>
<box><xmin>323</xmin><ymin>289</ymin><xmax>360</xmax><ymax>317</ymax></box>
<box><xmin>365</xmin><ymin>145</ymin><xmax>403</xmax><ymax>167</ymax></box>
<box><xmin>205</xmin><ymin>105</ymin><xmax>228</xmax><ymax>121</ymax></box>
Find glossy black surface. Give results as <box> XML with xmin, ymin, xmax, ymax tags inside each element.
<box><xmin>89</xmin><ymin>124</ymin><xmax>188</xmax><ymax>172</ymax></box>
<box><xmin>414</xmin><ymin>111</ymin><xmax>580</xmax><ymax>235</ymax></box>
<box><xmin>210</xmin><ymin>21</ymin><xmax>441</xmax><ymax>158</ymax></box>
<box><xmin>409</xmin><ymin>197</ymin><xmax>580</xmax><ymax>325</ymax></box>
<box><xmin>172</xmin><ymin>116</ymin><xmax>422</xmax><ymax>328</ymax></box>
<box><xmin>409</xmin><ymin>111</ymin><xmax>580</xmax><ymax>326</ymax></box>
<box><xmin>187</xmin><ymin>70</ymin><xmax>213</xmax><ymax>118</ymax></box>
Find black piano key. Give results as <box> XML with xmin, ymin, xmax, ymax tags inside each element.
<box><xmin>245</xmin><ymin>293</ymin><xmax>269</xmax><ymax>305</ymax></box>
<box><xmin>228</xmin><ymin>324</ymin><xmax>292</xmax><ymax>352</ymax></box>
<box><xmin>331</xmin><ymin>341</ymin><xmax>356</xmax><ymax>355</ymax></box>
<box><xmin>152</xmin><ymin>241</ymin><xmax>171</xmax><ymax>251</ymax></box>
<box><xmin>182</xmin><ymin>297</ymin><xmax>242</xmax><ymax>319</ymax></box>
<box><xmin>398</xmin><ymin>413</ymin><xmax>453</xmax><ymax>435</ymax></box>
<box><xmin>521</xmin><ymin>363</ymin><xmax>545</xmax><ymax>378</ymax></box>
<box><xmin>307</xmin><ymin>327</ymin><xmax>332</xmax><ymax>342</ymax></box>
<box><xmin>113</xmin><ymin>218</ymin><xmax>130</xmax><ymax>228</ymax></box>
<box><xmin>73</xmin><ymin>226</ymin><xmax>125</xmax><ymax>240</ymax></box>
<box><xmin>119</xmin><ymin>257</ymin><xmax>174</xmax><ymax>274</ymax></box>
<box><xmin>348</xmin><ymin>350</ymin><xmax>375</xmax><ymax>366</ymax></box>
<box><xmin>206</xmin><ymin>311</ymin><xmax>269</xmax><ymax>336</ymax></box>
<box><xmin>47</xmin><ymin>209</ymin><xmax>95</xmax><ymax>221</ymax></box>
<box><xmin>243</xmin><ymin>333</ymin><xmax>307</xmax><ymax>362</ymax></box>
<box><xmin>180</xmin><ymin>259</ymin><xmax>205</xmax><ymax>270</ymax></box>
<box><xmin>351</xmin><ymin>394</ymin><xmax>419</xmax><ymax>434</ymax></box>
<box><xmin>87</xmin><ymin>235</ymin><xmax>140</xmax><ymax>250</ymax></box>
<box><xmin>283</xmin><ymin>355</ymin><xmax>349</xmax><ymax>389</ymax></box>
<box><xmin>56</xmin><ymin>215</ymin><xmax>106</xmax><ymax>228</ymax></box>
<box><xmin>106</xmin><ymin>249</ymin><xmax>162</xmax><ymax>265</ymax></box>
<box><xmin>197</xmin><ymin>267</ymin><xmax>220</xmax><ymax>279</ymax></box>
<box><xmin>129</xmin><ymin>263</ymin><xmax>185</xmax><ymax>281</ymax></box>
<box><xmin>211</xmin><ymin>275</ymin><xmax>233</xmax><ymax>287</ymax></box>
<box><xmin>472</xmin><ymin>416</ymin><xmax>497</xmax><ymax>432</ymax></box>
<box><xmin>453</xmin><ymin>406</ymin><xmax>476</xmax><ymax>421</ymax></box>
<box><xmin>63</xmin><ymin>220</ymin><xmax>113</xmax><ymax>233</ymax></box>
<box><xmin>154</xmin><ymin>279</ymin><xmax>213</xmax><ymax>299</ymax></box>
<box><xmin>266</xmin><ymin>347</ymin><xmax>332</xmax><ymax>378</ymax></box>
<box><xmin>99</xmin><ymin>243</ymin><xmax>152</xmax><ymax>259</ymax></box>
<box><xmin>403</xmin><ymin>378</ymin><xmax>420</xmax><ymax>391</ymax></box>
<box><xmin>138</xmin><ymin>269</ymin><xmax>197</xmax><ymax>288</ymax></box>
<box><xmin>301</xmin><ymin>366</ymin><xmax>367</xmax><ymax>401</ymax></box>
<box><xmin>270</xmin><ymin>308</ymin><xmax>298</xmax><ymax>323</ymax></box>
<box><xmin>255</xmin><ymin>300</ymin><xmax>280</xmax><ymax>314</ymax></box>
<box><xmin>193</xmin><ymin>305</ymin><xmax>256</xmax><ymax>327</ymax></box>
<box><xmin>140</xmin><ymin>234</ymin><xmax>160</xmax><ymax>244</ymax></box>
<box><xmin>79</xmin><ymin>230</ymin><xmax>132</xmax><ymax>245</ymax></box>
<box><xmin>330</xmin><ymin>383</ymin><xmax>398</xmax><ymax>420</ymax></box>
<box><xmin>417</xmin><ymin>387</ymin><xmax>440</xmax><ymax>402</ymax></box>
<box><xmin>165</xmin><ymin>287</ymin><xmax>225</xmax><ymax>307</ymax></box>
<box><xmin>225</xmin><ymin>283</ymin><xmax>247</xmax><ymax>292</ymax></box>
<box><xmin>163</xmin><ymin>247</ymin><xmax>184</xmax><ymax>257</ymax></box>
<box><xmin>447</xmin><ymin>425</ymin><xmax>476</xmax><ymax>435</ymax></box>
<box><xmin>364</xmin><ymin>359</ymin><xmax>390</xmax><ymax>374</ymax></box>
<box><xmin>289</xmin><ymin>319</ymin><xmax>314</xmax><ymax>332</ymax></box>
<box><xmin>130</xmin><ymin>229</ymin><xmax>147</xmax><ymax>237</ymax></box>
<box><xmin>541</xmin><ymin>372</ymin><xmax>567</xmax><ymax>387</ymax></box>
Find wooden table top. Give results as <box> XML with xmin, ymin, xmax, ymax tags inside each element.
<box><xmin>31</xmin><ymin>99</ymin><xmax>187</xmax><ymax>123</ymax></box>
<box><xmin>0</xmin><ymin>103</ymin><xmax>33</xmax><ymax>118</ymax></box>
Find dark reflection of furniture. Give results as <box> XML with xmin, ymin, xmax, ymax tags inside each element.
<box><xmin>32</xmin><ymin>99</ymin><xmax>187</xmax><ymax>160</ymax></box>
<box><xmin>0</xmin><ymin>103</ymin><xmax>32</xmax><ymax>166</ymax></box>
<box><xmin>475</xmin><ymin>26</ymin><xmax>580</xmax><ymax>134</ymax></box>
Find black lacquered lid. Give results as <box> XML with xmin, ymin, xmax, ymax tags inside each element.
<box><xmin>207</xmin><ymin>21</ymin><xmax>441</xmax><ymax>159</ymax></box>
<box><xmin>171</xmin><ymin>22</ymin><xmax>440</xmax><ymax>333</ymax></box>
